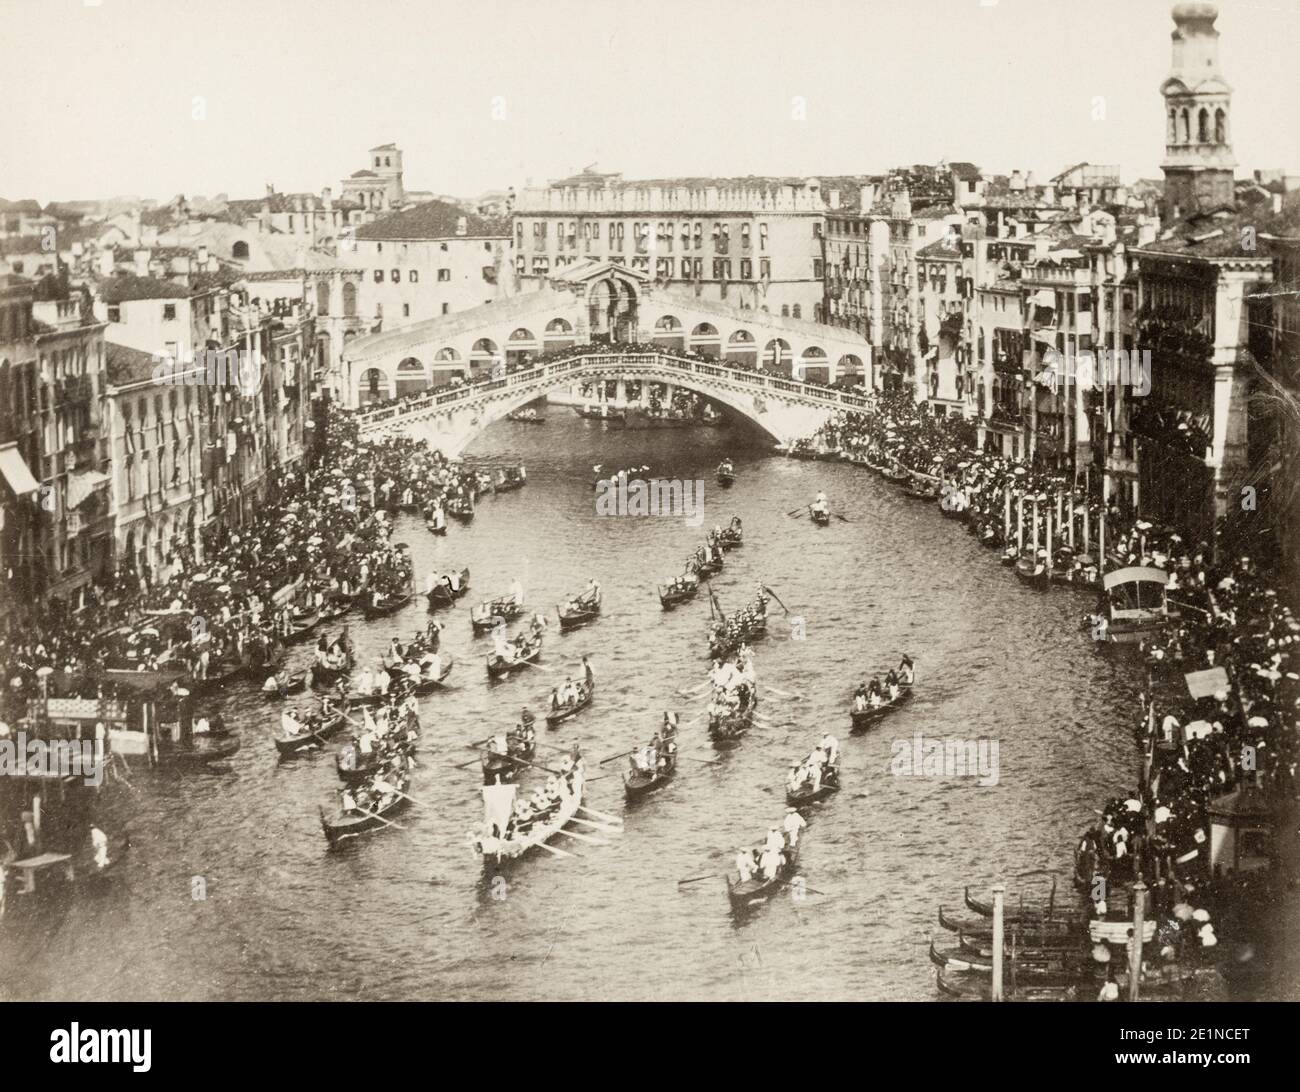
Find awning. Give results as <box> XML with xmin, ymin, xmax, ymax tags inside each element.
<box><xmin>1031</xmin><ymin>289</ymin><xmax>1056</xmax><ymax>308</ymax></box>
<box><xmin>0</xmin><ymin>442</ymin><xmax>40</xmax><ymax>497</ymax></box>
<box><xmin>66</xmin><ymin>469</ymin><xmax>110</xmax><ymax>510</ymax></box>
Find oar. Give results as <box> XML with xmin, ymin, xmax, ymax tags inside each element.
<box><xmin>599</xmin><ymin>748</ymin><xmax>637</xmax><ymax>766</ymax></box>
<box><xmin>553</xmin><ymin>828</ymin><xmax>608</xmax><ymax>846</ymax></box>
<box><xmin>834</xmin><ymin>513</ymin><xmax>851</xmax><ymax>524</ymax></box>
<box><xmin>569</xmin><ymin>815</ymin><xmax>621</xmax><ymax>832</ymax></box>
<box><xmin>764</xmin><ymin>685</ymin><xmax>802</xmax><ymax>700</ymax></box>
<box><xmin>374</xmin><ymin>782</ymin><xmax>436</xmax><ymax>809</ymax></box>
<box><xmin>534</xmin><ymin>840</ymin><xmax>574</xmax><ymax>858</ymax></box>
<box><xmin>678</xmin><ymin>873</ymin><xmax>719</xmax><ymax>886</ymax></box>
<box><xmin>515</xmin><ymin>658</ymin><xmax>553</xmax><ymax>673</ymax></box>
<box><xmin>784</xmin><ymin>504</ymin><xmax>809</xmax><ymax>517</ymax></box>
<box><xmin>678</xmin><ymin>754</ymin><xmax>722</xmax><ymax>765</ymax></box>
<box><xmin>780</xmin><ymin>877</ymin><xmax>830</xmax><ymax>897</ymax></box>
<box><xmin>576</xmin><ymin>804</ymin><xmax>623</xmax><ymax>826</ymax></box>
<box><xmin>763</xmin><ymin>585</ymin><xmax>792</xmax><ymax>615</ymax></box>
<box><xmin>677</xmin><ymin>680</ymin><xmax>712</xmax><ymax>697</ymax></box>
<box><xmin>340</xmin><ymin>805</ymin><xmax>405</xmax><ymax>831</ymax></box>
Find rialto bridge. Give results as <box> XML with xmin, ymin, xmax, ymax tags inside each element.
<box><xmin>343</xmin><ymin>261</ymin><xmax>872</xmax><ymax>454</ymax></box>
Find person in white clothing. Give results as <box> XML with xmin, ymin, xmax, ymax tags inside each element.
<box><xmin>759</xmin><ymin>845</ymin><xmax>783</xmax><ymax>880</ymax></box>
<box><xmin>735</xmin><ymin>849</ymin><xmax>753</xmax><ymax>883</ymax></box>
<box><xmin>782</xmin><ymin>808</ymin><xmax>807</xmax><ymax>847</ymax></box>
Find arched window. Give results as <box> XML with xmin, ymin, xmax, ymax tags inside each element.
<box><xmin>342</xmin><ymin>281</ymin><xmax>357</xmax><ymax>317</ymax></box>
<box><xmin>1168</xmin><ymin>110</ymin><xmax>1177</xmax><ymax>143</ymax></box>
<box><xmin>1214</xmin><ymin>108</ymin><xmax>1226</xmax><ymax>144</ymax></box>
<box><xmin>792</xmin><ymin>304</ymin><xmax>802</xmax><ymax>319</ymax></box>
<box><xmin>232</xmin><ymin>241</ymin><xmax>249</xmax><ymax>260</ymax></box>
<box><xmin>1180</xmin><ymin>108</ymin><xmax>1190</xmax><ymax>144</ymax></box>
<box><xmin>1197</xmin><ymin>108</ymin><xmax>1210</xmax><ymax>143</ymax></box>
<box><xmin>316</xmin><ymin>281</ymin><xmax>330</xmax><ymax>316</ymax></box>
<box><xmin>395</xmin><ymin>357</ymin><xmax>426</xmax><ymax>397</ymax></box>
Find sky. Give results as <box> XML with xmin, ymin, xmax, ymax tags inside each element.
<box><xmin>2</xmin><ymin>0</ymin><xmax>1298</xmax><ymax>204</ymax></box>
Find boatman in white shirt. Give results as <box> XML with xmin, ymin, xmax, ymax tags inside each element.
<box><xmin>509</xmin><ymin>578</ymin><xmax>524</xmax><ymax>606</ymax></box>
<box><xmin>818</xmin><ymin>733</ymin><xmax>839</xmax><ymax>765</ymax></box>
<box><xmin>736</xmin><ymin>848</ymin><xmax>753</xmax><ymax>883</ymax></box>
<box><xmin>782</xmin><ymin>807</ymin><xmax>807</xmax><ymax>848</ymax></box>
<box><xmin>759</xmin><ymin>843</ymin><xmax>783</xmax><ymax>880</ymax></box>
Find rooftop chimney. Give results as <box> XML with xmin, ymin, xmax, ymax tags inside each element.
<box><xmin>197</xmin><ymin>244</ymin><xmax>209</xmax><ymax>267</ymax></box>
<box><xmin>134</xmin><ymin>248</ymin><xmax>150</xmax><ymax>277</ymax></box>
<box><xmin>1009</xmin><ymin>169</ymin><xmax>1025</xmax><ymax>192</ymax></box>
<box><xmin>828</xmin><ymin>188</ymin><xmax>841</xmax><ymax>210</ymax></box>
<box><xmin>456</xmin><ymin>216</ymin><xmax>467</xmax><ymax>236</ymax></box>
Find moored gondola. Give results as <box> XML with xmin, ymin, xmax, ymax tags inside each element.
<box><xmin>1014</xmin><ymin>555</ymin><xmax>1051</xmax><ymax>590</ymax></box>
<box><xmin>284</xmin><ymin>605</ymin><xmax>322</xmax><ymax>643</ymax></box>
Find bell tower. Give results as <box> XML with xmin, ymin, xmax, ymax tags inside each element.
<box><xmin>1160</xmin><ymin>3</ymin><xmax>1235</xmax><ymax>221</ymax></box>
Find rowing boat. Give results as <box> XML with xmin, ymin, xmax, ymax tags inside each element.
<box><xmin>157</xmin><ymin>734</ymin><xmax>241</xmax><ymax>769</ymax></box>
<box><xmin>785</xmin><ymin>762</ymin><xmax>840</xmax><ymax>807</ymax></box>
<box><xmin>263</xmin><ymin>671</ymin><xmax>307</xmax><ymax>699</ymax></box>
<box><xmin>470</xmin><ymin>595</ymin><xmax>523</xmax><ymax>634</ymax></box>
<box><xmin>658</xmin><ymin>579</ymin><xmax>698</xmax><ymax>609</ymax></box>
<box><xmin>623</xmin><ymin>747</ymin><xmax>677</xmax><ymax>800</ymax></box>
<box><xmin>363</xmin><ymin>588</ymin><xmax>413</xmax><ymax>620</ymax></box>
<box><xmin>849</xmin><ymin>684</ymin><xmax>912</xmax><ymax>733</ymax></box>
<box><xmin>716</xmin><ymin>462</ymin><xmax>736</xmax><ymax>487</ymax></box>
<box><xmin>557</xmin><ymin>588</ymin><xmax>601</xmax><ymax>630</ymax></box>
<box><xmin>726</xmin><ymin>844</ymin><xmax>798</xmax><ymax>911</ymax></box>
<box><xmin>716</xmin><ymin>517</ymin><xmax>743</xmax><ymax>550</ymax></box>
<box><xmin>882</xmin><ymin>465</ymin><xmax>910</xmax><ymax>484</ymax></box>
<box><xmin>486</xmin><ymin>634</ymin><xmax>543</xmax><ymax>679</ymax></box>
<box><xmin>1014</xmin><ymin>556</ymin><xmax>1051</xmax><ymax>589</ymax></box>
<box><xmin>810</xmin><ymin>507</ymin><xmax>831</xmax><ymax>526</ymax></box>
<box><xmin>275</xmin><ymin>711</ymin><xmax>347</xmax><ymax>757</ymax></box>
<box><xmin>544</xmin><ymin>681</ymin><xmax>594</xmax><ymax>727</ymax></box>
<box><xmin>708</xmin><ymin>704</ymin><xmax>754</xmax><ymax>749</ymax></box>
<box><xmin>472</xmin><ymin>768</ymin><xmax>585</xmax><ymax>863</ymax></box>
<box><xmin>285</xmin><ymin>606</ymin><xmax>322</xmax><ymax>643</ymax></box>
<box><xmin>320</xmin><ymin>773</ymin><xmax>411</xmax><ymax>847</ymax></box>
<box><xmin>426</xmin><ymin>567</ymin><xmax>471</xmax><ymax>611</ymax></box>
<box><xmin>447</xmin><ymin>497</ymin><xmax>475</xmax><ymax>522</ymax></box>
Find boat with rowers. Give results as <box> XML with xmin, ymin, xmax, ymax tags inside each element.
<box><xmin>713</xmin><ymin>515</ymin><xmax>743</xmax><ymax>550</ymax></box>
<box><xmin>486</xmin><ymin>632</ymin><xmax>543</xmax><ymax>679</ymax></box>
<box><xmin>320</xmin><ymin>769</ymin><xmax>412</xmax><ymax>848</ymax></box>
<box><xmin>690</xmin><ymin>543</ymin><xmax>724</xmax><ymax>578</ymax></box>
<box><xmin>785</xmin><ymin>738</ymin><xmax>841</xmax><ymax>807</ymax></box>
<box><xmin>657</xmin><ymin>572</ymin><xmax>699</xmax><ymax>610</ymax></box>
<box><xmin>557</xmin><ymin>584</ymin><xmax>601</xmax><ymax>631</ymax></box>
<box><xmin>274</xmin><ymin>707</ymin><xmax>348</xmax><ymax>757</ymax></box>
<box><xmin>284</xmin><ymin>604</ymin><xmax>322</xmax><ymax>643</ymax></box>
<box><xmin>622</xmin><ymin>714</ymin><xmax>679</xmax><ymax>800</ymax></box>
<box><xmin>470</xmin><ymin>593</ymin><xmax>524</xmax><ymax>634</ymax></box>
<box><xmin>479</xmin><ymin>721</ymin><xmax>538</xmax><ymax>784</ymax></box>
<box><xmin>470</xmin><ymin>754</ymin><xmax>586</xmax><ymax>863</ymax></box>
<box><xmin>505</xmin><ymin>406</ymin><xmax>546</xmax><ymax>424</ymax></box>
<box><xmin>726</xmin><ymin>829</ymin><xmax>800</xmax><ymax>911</ymax></box>
<box><xmin>425</xmin><ymin>567</ymin><xmax>470</xmax><ymax>610</ymax></box>
<box><xmin>363</xmin><ymin>580</ymin><xmax>414</xmax><ymax>620</ymax></box>
<box><xmin>716</xmin><ymin>459</ymin><xmax>736</xmax><ymax>487</ymax></box>
<box><xmin>544</xmin><ymin>678</ymin><xmax>594</xmax><ymax>727</ymax></box>
<box><xmin>446</xmin><ymin>495</ymin><xmax>475</xmax><ymax>522</ymax></box>
<box><xmin>848</xmin><ymin>660</ymin><xmax>914</xmax><ymax>732</ymax></box>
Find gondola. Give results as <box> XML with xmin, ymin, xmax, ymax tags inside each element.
<box><xmin>708</xmin><ymin>705</ymin><xmax>754</xmax><ymax>749</ymax></box>
<box><xmin>285</xmin><ymin>606</ymin><xmax>322</xmax><ymax>643</ymax></box>
<box><xmin>544</xmin><ymin>681</ymin><xmax>594</xmax><ymax>727</ymax></box>
<box><xmin>426</xmin><ymin>516</ymin><xmax>448</xmax><ymax>537</ymax></box>
<box><xmin>470</xmin><ymin>596</ymin><xmax>523</xmax><ymax>634</ymax></box>
<box><xmin>447</xmin><ymin>497</ymin><xmax>475</xmax><ymax>522</ymax></box>
<box><xmin>480</xmin><ymin>736</ymin><xmax>535</xmax><ymax>784</ymax></box>
<box><xmin>187</xmin><ymin>657</ymin><xmax>248</xmax><ymax>696</ymax></box>
<box><xmin>694</xmin><ymin>553</ymin><xmax>723</xmax><ymax>578</ymax></box>
<box><xmin>320</xmin><ymin>593</ymin><xmax>355</xmax><ymax>624</ymax></box>
<box><xmin>262</xmin><ymin>671</ymin><xmax>307</xmax><ymax>699</ymax></box>
<box><xmin>363</xmin><ymin>587</ymin><xmax>413</xmax><ymax>620</ymax></box>
<box><xmin>557</xmin><ymin>588</ymin><xmax>601</xmax><ymax>631</ymax></box>
<box><xmin>716</xmin><ymin>462</ymin><xmax>736</xmax><ymax>487</ymax></box>
<box><xmin>408</xmin><ymin>654</ymin><xmax>454</xmax><ymax>693</ymax></box>
<box><xmin>1014</xmin><ymin>556</ymin><xmax>1051</xmax><ymax>589</ymax></box>
<box><xmin>337</xmin><ymin>733</ymin><xmax>419</xmax><ymax>785</ymax></box>
<box><xmin>849</xmin><ymin>684</ymin><xmax>912</xmax><ymax>733</ymax></box>
<box><xmin>707</xmin><ymin>613</ymin><xmax>767</xmax><ymax>660</ymax></box>
<box><xmin>963</xmin><ymin>883</ymin><xmax>1068</xmax><ymax>924</ymax></box>
<box><xmin>309</xmin><ymin>650</ymin><xmax>355</xmax><ymax>691</ymax></box>
<box><xmin>486</xmin><ymin>635</ymin><xmax>543</xmax><ymax>679</ymax></box>
<box><xmin>810</xmin><ymin>507</ymin><xmax>831</xmax><ymax>526</ymax></box>
<box><xmin>726</xmin><ymin>845</ymin><xmax>798</xmax><ymax>912</ymax></box>
<box><xmin>716</xmin><ymin>517</ymin><xmax>743</xmax><ymax>550</ymax></box>
<box><xmin>426</xmin><ymin>567</ymin><xmax>471</xmax><ymax>611</ymax></box>
<box><xmin>937</xmin><ymin>905</ymin><xmax>1077</xmax><ymax>940</ymax></box>
<box><xmin>1000</xmin><ymin>546</ymin><xmax>1021</xmax><ymax>567</ymax></box>
<box><xmin>657</xmin><ymin>579</ymin><xmax>698</xmax><ymax>610</ymax></box>
<box><xmin>623</xmin><ymin>749</ymin><xmax>677</xmax><ymax>800</ymax></box>
<box><xmin>785</xmin><ymin>763</ymin><xmax>840</xmax><ymax>807</ymax></box>
<box><xmin>156</xmin><ymin>734</ymin><xmax>241</xmax><ymax>769</ymax></box>
<box><xmin>506</xmin><ymin>408</ymin><xmax>546</xmax><ymax>424</ymax></box>
<box><xmin>904</xmin><ymin>479</ymin><xmax>940</xmax><ymax>501</ymax></box>
<box><xmin>320</xmin><ymin>775</ymin><xmax>411</xmax><ymax>848</ymax></box>
<box><xmin>275</xmin><ymin>711</ymin><xmax>348</xmax><ymax>757</ymax></box>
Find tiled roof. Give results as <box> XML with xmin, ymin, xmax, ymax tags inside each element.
<box><xmin>354</xmin><ymin>200</ymin><xmax>510</xmax><ymax>241</ymax></box>
<box><xmin>917</xmin><ymin>238</ymin><xmax>961</xmax><ymax>259</ymax></box>
<box><xmin>1139</xmin><ymin>195</ymin><xmax>1300</xmax><ymax>260</ymax></box>
<box><xmin>350</xmin><ymin>170</ymin><xmax>379</xmax><ymax>179</ymax></box>
<box><xmin>0</xmin><ymin>235</ymin><xmax>47</xmax><ymax>256</ymax></box>
<box><xmin>98</xmin><ymin>273</ymin><xmax>193</xmax><ymax>303</ymax></box>
<box><xmin>0</xmin><ymin>198</ymin><xmax>43</xmax><ymax>214</ymax></box>
<box><xmin>227</xmin><ymin>192</ymin><xmax>354</xmax><ymax>218</ymax></box>
<box><xmin>106</xmin><ymin>341</ymin><xmax>159</xmax><ymax>386</ymax></box>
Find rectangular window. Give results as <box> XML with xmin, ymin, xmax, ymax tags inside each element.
<box><xmin>759</xmin><ymin>259</ymin><xmax>771</xmax><ymax>279</ymax></box>
<box><xmin>438</xmin><ymin>269</ymin><xmax>451</xmax><ymax>282</ymax></box>
<box><xmin>390</xmin><ymin>269</ymin><xmax>400</xmax><ymax>283</ymax></box>
<box><xmin>442</xmin><ymin>303</ymin><xmax>451</xmax><ymax>315</ymax></box>
<box><xmin>740</xmin><ymin>259</ymin><xmax>752</xmax><ymax>280</ymax></box>
<box><xmin>813</xmin><ymin>259</ymin><xmax>824</xmax><ymax>278</ymax></box>
<box><xmin>373</xmin><ymin>270</ymin><xmax>383</xmax><ymax>282</ymax></box>
<box><xmin>409</xmin><ymin>270</ymin><xmax>419</xmax><ymax>283</ymax></box>
<box><xmin>107</xmin><ymin>305</ymin><xmax>121</xmax><ymax>322</ymax></box>
<box><xmin>162</xmin><ymin>304</ymin><xmax>176</xmax><ymax>321</ymax></box>
<box><xmin>403</xmin><ymin>304</ymin><xmax>410</xmax><ymax>317</ymax></box>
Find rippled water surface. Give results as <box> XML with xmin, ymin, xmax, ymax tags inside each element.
<box><xmin>1</xmin><ymin>415</ymin><xmax>1150</xmax><ymax>1001</ymax></box>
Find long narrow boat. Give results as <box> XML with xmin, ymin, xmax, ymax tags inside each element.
<box><xmin>785</xmin><ymin>761</ymin><xmax>841</xmax><ymax>807</ymax></box>
<box><xmin>309</xmin><ymin>650</ymin><xmax>355</xmax><ymax>691</ymax></box>
<box><xmin>557</xmin><ymin>589</ymin><xmax>601</xmax><ymax>631</ymax></box>
<box><xmin>716</xmin><ymin>517</ymin><xmax>743</xmax><ymax>550</ymax></box>
<box><xmin>726</xmin><ymin>845</ymin><xmax>799</xmax><ymax>912</ymax></box>
<box><xmin>447</xmin><ymin>496</ymin><xmax>475</xmax><ymax>522</ymax></box>
<box><xmin>486</xmin><ymin>635</ymin><xmax>543</xmax><ymax>679</ymax></box>
<box><xmin>363</xmin><ymin>587</ymin><xmax>413</xmax><ymax>620</ymax></box>
<box><xmin>694</xmin><ymin>553</ymin><xmax>723</xmax><ymax>577</ymax></box>
<box><xmin>506</xmin><ymin>408</ymin><xmax>546</xmax><ymax>424</ymax></box>
<box><xmin>275</xmin><ymin>711</ymin><xmax>348</xmax><ymax>758</ymax></box>
<box><xmin>810</xmin><ymin>507</ymin><xmax>831</xmax><ymax>526</ymax></box>
<box><xmin>938</xmin><ymin>905</ymin><xmax>1078</xmax><ymax>940</ymax></box>
<box><xmin>716</xmin><ymin>462</ymin><xmax>736</xmax><ymax>487</ymax></box>
<box><xmin>929</xmin><ymin>935</ymin><xmax>1089</xmax><ymax>975</ymax></box>
<box><xmin>849</xmin><ymin>685</ymin><xmax>912</xmax><ymax>733</ymax></box>
<box><xmin>544</xmin><ymin>681</ymin><xmax>594</xmax><ymax>728</ymax></box>
<box><xmin>470</xmin><ymin>595</ymin><xmax>523</xmax><ymax>634</ymax></box>
<box><xmin>426</xmin><ymin>568</ymin><xmax>471</xmax><ymax>611</ymax></box>
<box><xmin>472</xmin><ymin>768</ymin><xmax>585</xmax><ymax>863</ymax></box>
<box><xmin>623</xmin><ymin>748</ymin><xmax>677</xmax><ymax>800</ymax></box>
<box><xmin>409</xmin><ymin>654</ymin><xmax>454</xmax><ymax>693</ymax></box>
<box><xmin>320</xmin><ymin>774</ymin><xmax>411</xmax><ymax>847</ymax></box>
<box><xmin>904</xmin><ymin>479</ymin><xmax>941</xmax><ymax>501</ymax></box>
<box><xmin>320</xmin><ymin>593</ymin><xmax>355</xmax><ymax>624</ymax></box>
<box><xmin>480</xmin><ymin>736</ymin><xmax>536</xmax><ymax>784</ymax></box>
<box><xmin>658</xmin><ymin>578</ymin><xmax>699</xmax><ymax>610</ymax></box>
<box><xmin>285</xmin><ymin>606</ymin><xmax>322</xmax><ymax>643</ymax></box>
<box><xmin>262</xmin><ymin>671</ymin><xmax>307</xmax><ymax>699</ymax></box>
<box><xmin>963</xmin><ymin>883</ymin><xmax>1068</xmax><ymax>924</ymax></box>
<box><xmin>157</xmin><ymin>734</ymin><xmax>241</xmax><ymax>769</ymax></box>
<box><xmin>882</xmin><ymin>465</ymin><xmax>910</xmax><ymax>485</ymax></box>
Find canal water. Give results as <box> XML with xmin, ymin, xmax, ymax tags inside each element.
<box><xmin>2</xmin><ymin>414</ymin><xmax>1153</xmax><ymax>1001</ymax></box>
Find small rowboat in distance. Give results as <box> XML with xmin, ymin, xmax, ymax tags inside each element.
<box><xmin>275</xmin><ymin>712</ymin><xmax>347</xmax><ymax>758</ymax></box>
<box><xmin>785</xmin><ymin>762</ymin><xmax>840</xmax><ymax>807</ymax></box>
<box><xmin>726</xmin><ymin>845</ymin><xmax>798</xmax><ymax>912</ymax></box>
<box><xmin>557</xmin><ymin>587</ymin><xmax>601</xmax><ymax>631</ymax></box>
<box><xmin>882</xmin><ymin>465</ymin><xmax>910</xmax><ymax>485</ymax></box>
<box><xmin>544</xmin><ymin>682</ymin><xmax>593</xmax><ymax>728</ymax></box>
<box><xmin>849</xmin><ymin>684</ymin><xmax>912</xmax><ymax>733</ymax></box>
<box><xmin>426</xmin><ymin>568</ymin><xmax>471</xmax><ymax>611</ymax></box>
<box><xmin>623</xmin><ymin>747</ymin><xmax>677</xmax><ymax>801</ymax></box>
<box><xmin>486</xmin><ymin>635</ymin><xmax>543</xmax><ymax>679</ymax></box>
<box><xmin>506</xmin><ymin>408</ymin><xmax>546</xmax><ymax>424</ymax></box>
<box><xmin>708</xmin><ymin>705</ymin><xmax>754</xmax><ymax>750</ymax></box>
<box><xmin>471</xmin><ymin>595</ymin><xmax>523</xmax><ymax>634</ymax></box>
<box><xmin>716</xmin><ymin>461</ymin><xmax>736</xmax><ymax>487</ymax></box>
<box><xmin>810</xmin><ymin>507</ymin><xmax>831</xmax><ymax>526</ymax></box>
<box><xmin>716</xmin><ymin>517</ymin><xmax>743</xmax><ymax>550</ymax></box>
<box><xmin>658</xmin><ymin>578</ymin><xmax>698</xmax><ymax>610</ymax></box>
<box><xmin>1014</xmin><ymin>556</ymin><xmax>1051</xmax><ymax>590</ymax></box>
<box><xmin>320</xmin><ymin>775</ymin><xmax>411</xmax><ymax>847</ymax></box>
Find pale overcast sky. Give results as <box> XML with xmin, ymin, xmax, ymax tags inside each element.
<box><xmin>2</xmin><ymin>0</ymin><xmax>1297</xmax><ymax>203</ymax></box>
